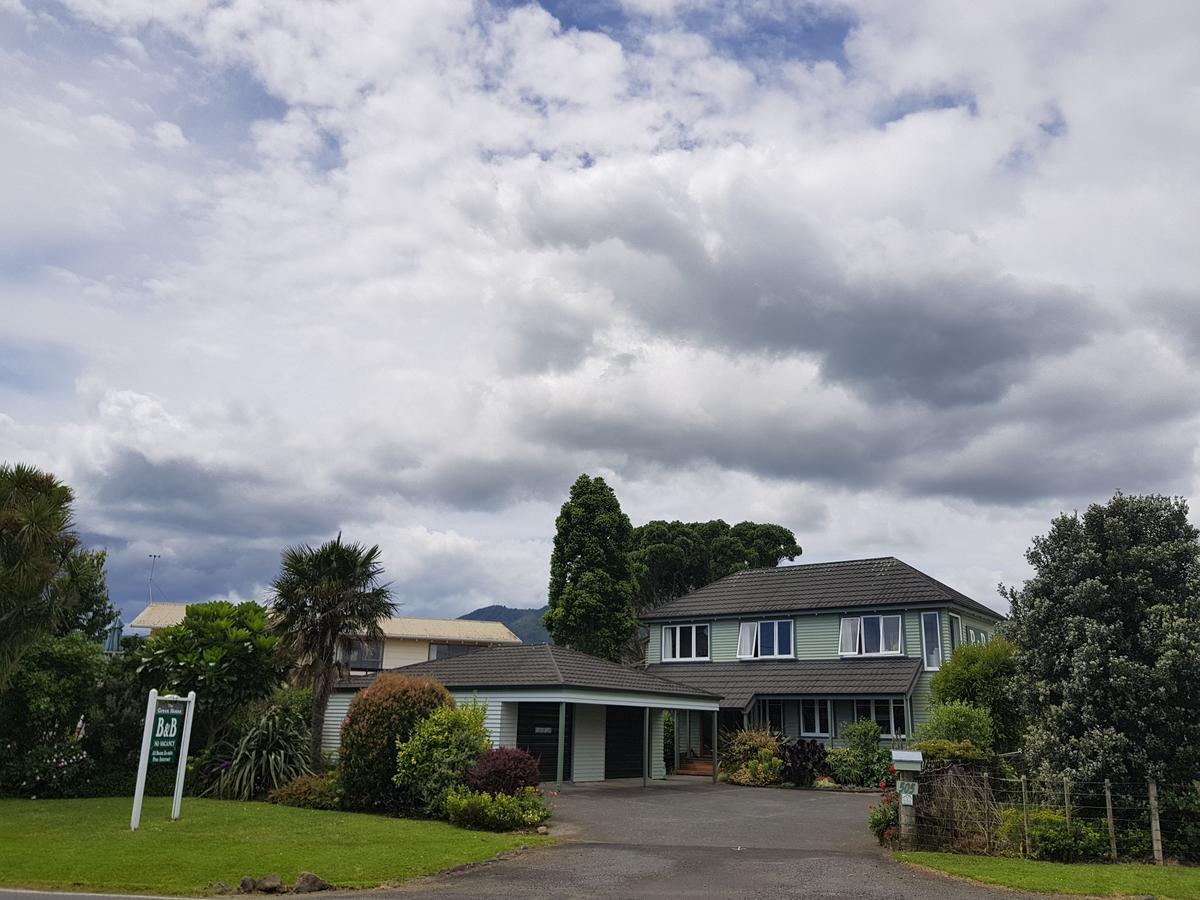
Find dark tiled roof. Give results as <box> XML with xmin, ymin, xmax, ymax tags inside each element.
<box><xmin>644</xmin><ymin>658</ymin><xmax>923</xmax><ymax>710</ymax></box>
<box><xmin>640</xmin><ymin>557</ymin><xmax>1003</xmax><ymax>622</ymax></box>
<box><xmin>336</xmin><ymin>643</ymin><xmax>718</xmax><ymax>700</ymax></box>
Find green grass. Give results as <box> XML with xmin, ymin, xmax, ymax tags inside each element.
<box><xmin>896</xmin><ymin>851</ymin><xmax>1200</xmax><ymax>899</ymax></box>
<box><xmin>0</xmin><ymin>797</ymin><xmax>551</xmax><ymax>895</ymax></box>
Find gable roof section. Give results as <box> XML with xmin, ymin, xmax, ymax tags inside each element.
<box><xmin>640</xmin><ymin>557</ymin><xmax>1003</xmax><ymax>622</ymax></box>
<box><xmin>338</xmin><ymin>644</ymin><xmax>718</xmax><ymax>700</ymax></box>
<box><xmin>644</xmin><ymin>658</ymin><xmax>923</xmax><ymax>710</ymax></box>
<box><xmin>128</xmin><ymin>603</ymin><xmax>519</xmax><ymax>643</ymax></box>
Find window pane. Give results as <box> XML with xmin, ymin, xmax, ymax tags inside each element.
<box><xmin>760</xmin><ymin>622</ymin><xmax>775</xmax><ymax>657</ymax></box>
<box><xmin>777</xmin><ymin>619</ymin><xmax>792</xmax><ymax>656</ymax></box>
<box><xmin>873</xmin><ymin>701</ymin><xmax>891</xmax><ymax>734</ymax></box>
<box><xmin>738</xmin><ymin>622</ymin><xmax>757</xmax><ymax>658</ymax></box>
<box><xmin>768</xmin><ymin>700</ymin><xmax>783</xmax><ymax>732</ymax></box>
<box><xmin>922</xmin><ymin>612</ymin><xmax>942</xmax><ymax>669</ymax></box>
<box><xmin>862</xmin><ymin>616</ymin><xmax>882</xmax><ymax>654</ymax></box>
<box><xmin>695</xmin><ymin>624</ymin><xmax>709</xmax><ymax>658</ymax></box>
<box><xmin>882</xmin><ymin>616</ymin><xmax>901</xmax><ymax>653</ymax></box>
<box><xmin>840</xmin><ymin>617</ymin><xmax>860</xmax><ymax>655</ymax></box>
<box><xmin>680</xmin><ymin>626</ymin><xmax>694</xmax><ymax>659</ymax></box>
<box><xmin>948</xmin><ymin>615</ymin><xmax>960</xmax><ymax>652</ymax></box>
<box><xmin>801</xmin><ymin>699</ymin><xmax>816</xmax><ymax>734</ymax></box>
<box><xmin>855</xmin><ymin>699</ymin><xmax>871</xmax><ymax>721</ymax></box>
<box><xmin>893</xmin><ymin>700</ymin><xmax>907</xmax><ymax>737</ymax></box>
<box><xmin>664</xmin><ymin>627</ymin><xmax>676</xmax><ymax>660</ymax></box>
<box><xmin>819</xmin><ymin>701</ymin><xmax>830</xmax><ymax>735</ymax></box>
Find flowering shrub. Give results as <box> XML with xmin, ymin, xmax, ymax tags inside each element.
<box><xmin>395</xmin><ymin>703</ymin><xmax>490</xmax><ymax>816</ymax></box>
<box><xmin>444</xmin><ymin>786</ymin><xmax>551</xmax><ymax>831</ymax></box>
<box><xmin>0</xmin><ymin>734</ymin><xmax>95</xmax><ymax>798</ymax></box>
<box><xmin>727</xmin><ymin>748</ymin><xmax>784</xmax><ymax>786</ymax></box>
<box><xmin>467</xmin><ymin>747</ymin><xmax>541</xmax><ymax>796</ymax></box>
<box><xmin>867</xmin><ymin>782</ymin><xmax>899</xmax><ymax>845</ymax></box>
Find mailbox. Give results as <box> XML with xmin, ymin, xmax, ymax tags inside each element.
<box><xmin>891</xmin><ymin>749</ymin><xmax>923</xmax><ymax>773</ymax></box>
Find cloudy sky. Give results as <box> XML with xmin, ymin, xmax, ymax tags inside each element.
<box><xmin>3</xmin><ymin>0</ymin><xmax>1198</xmax><ymax>625</ymax></box>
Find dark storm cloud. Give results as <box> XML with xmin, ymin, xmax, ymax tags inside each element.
<box><xmin>344</xmin><ymin>448</ymin><xmax>579</xmax><ymax>511</ymax></box>
<box><xmin>519</xmin><ymin>174</ymin><xmax>1099</xmax><ymax>406</ymax></box>
<box><xmin>92</xmin><ymin>449</ymin><xmax>341</xmax><ymax>539</ymax></box>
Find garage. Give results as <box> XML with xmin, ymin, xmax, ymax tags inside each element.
<box><xmin>517</xmin><ymin>701</ymin><xmax>573</xmax><ymax>782</ymax></box>
<box><xmin>603</xmin><ymin>706</ymin><xmax>645</xmax><ymax>779</ymax></box>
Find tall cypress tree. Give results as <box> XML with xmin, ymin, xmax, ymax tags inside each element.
<box><xmin>543</xmin><ymin>474</ymin><xmax>638</xmax><ymax>661</ymax></box>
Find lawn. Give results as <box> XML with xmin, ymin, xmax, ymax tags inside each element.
<box><xmin>0</xmin><ymin>797</ymin><xmax>551</xmax><ymax>895</ymax></box>
<box><xmin>896</xmin><ymin>851</ymin><xmax>1200</xmax><ymax>899</ymax></box>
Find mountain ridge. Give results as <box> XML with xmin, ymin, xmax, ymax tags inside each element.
<box><xmin>458</xmin><ymin>604</ymin><xmax>550</xmax><ymax>644</ymax></box>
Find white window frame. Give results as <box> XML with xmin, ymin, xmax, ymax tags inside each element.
<box><xmin>921</xmin><ymin>611</ymin><xmax>942</xmax><ymax>671</ymax></box>
<box><xmin>852</xmin><ymin>697</ymin><xmax>908</xmax><ymax>738</ymax></box>
<box><xmin>948</xmin><ymin>613</ymin><xmax>962</xmax><ymax>654</ymax></box>
<box><xmin>800</xmin><ymin>698</ymin><xmax>831</xmax><ymax>737</ymax></box>
<box><xmin>661</xmin><ymin>623</ymin><xmax>710</xmax><ymax>662</ymax></box>
<box><xmin>737</xmin><ymin>619</ymin><xmax>794</xmax><ymax>659</ymax></box>
<box><xmin>838</xmin><ymin>614</ymin><xmax>903</xmax><ymax>657</ymax></box>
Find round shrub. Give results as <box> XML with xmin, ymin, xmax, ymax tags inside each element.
<box><xmin>727</xmin><ymin>748</ymin><xmax>784</xmax><ymax>787</ymax></box>
<box><xmin>395</xmin><ymin>703</ymin><xmax>490</xmax><ymax>816</ymax></box>
<box><xmin>340</xmin><ymin>674</ymin><xmax>453</xmax><ymax>813</ymax></box>
<box><xmin>268</xmin><ymin>771</ymin><xmax>343</xmax><ymax>810</ymax></box>
<box><xmin>467</xmin><ymin>747</ymin><xmax>541</xmax><ymax>796</ymax></box>
<box><xmin>915</xmin><ymin>700</ymin><xmax>994</xmax><ymax>752</ymax></box>
<box><xmin>444</xmin><ymin>786</ymin><xmax>550</xmax><ymax>831</ymax></box>
<box><xmin>828</xmin><ymin>719</ymin><xmax>891</xmax><ymax>787</ymax></box>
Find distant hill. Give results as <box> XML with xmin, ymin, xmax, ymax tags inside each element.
<box><xmin>459</xmin><ymin>604</ymin><xmax>550</xmax><ymax>644</ymax></box>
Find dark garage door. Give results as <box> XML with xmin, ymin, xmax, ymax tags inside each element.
<box><xmin>517</xmin><ymin>702</ymin><xmax>572</xmax><ymax>781</ymax></box>
<box><xmin>604</xmin><ymin>705</ymin><xmax>645</xmax><ymax>779</ymax></box>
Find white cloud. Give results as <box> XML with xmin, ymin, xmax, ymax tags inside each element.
<box><xmin>2</xmin><ymin>0</ymin><xmax>1199</xmax><ymax>621</ymax></box>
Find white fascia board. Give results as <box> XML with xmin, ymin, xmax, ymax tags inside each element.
<box><xmin>450</xmin><ymin>687</ymin><xmax>719</xmax><ymax>712</ymax></box>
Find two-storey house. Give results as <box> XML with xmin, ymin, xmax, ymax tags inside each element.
<box><xmin>642</xmin><ymin>557</ymin><xmax>1003</xmax><ymax>773</ymax></box>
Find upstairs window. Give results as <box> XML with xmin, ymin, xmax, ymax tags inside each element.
<box><xmin>839</xmin><ymin>614</ymin><xmax>902</xmax><ymax>656</ymax></box>
<box><xmin>662</xmin><ymin>623</ymin><xmax>710</xmax><ymax>661</ymax></box>
<box><xmin>921</xmin><ymin>611</ymin><xmax>943</xmax><ymax>670</ymax></box>
<box><xmin>339</xmin><ymin>638</ymin><xmax>383</xmax><ymax>671</ymax></box>
<box><xmin>429</xmin><ymin>643</ymin><xmax>474</xmax><ymax>661</ymax></box>
<box><xmin>737</xmin><ymin>620</ymin><xmax>793</xmax><ymax>659</ymax></box>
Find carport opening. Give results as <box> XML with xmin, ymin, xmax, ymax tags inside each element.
<box><xmin>517</xmin><ymin>702</ymin><xmax>573</xmax><ymax>782</ymax></box>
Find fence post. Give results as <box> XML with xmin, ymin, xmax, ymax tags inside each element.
<box><xmin>982</xmin><ymin>772</ymin><xmax>991</xmax><ymax>854</ymax></box>
<box><xmin>1105</xmin><ymin>779</ymin><xmax>1117</xmax><ymax>861</ymax></box>
<box><xmin>1149</xmin><ymin>779</ymin><xmax>1164</xmax><ymax>865</ymax></box>
<box><xmin>1021</xmin><ymin>775</ymin><xmax>1030</xmax><ymax>859</ymax></box>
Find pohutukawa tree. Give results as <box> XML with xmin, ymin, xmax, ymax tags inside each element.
<box><xmin>1005</xmin><ymin>492</ymin><xmax>1200</xmax><ymax>783</ymax></box>
<box><xmin>270</xmin><ymin>534</ymin><xmax>396</xmax><ymax>768</ymax></box>
<box><xmin>543</xmin><ymin>474</ymin><xmax>639</xmax><ymax>662</ymax></box>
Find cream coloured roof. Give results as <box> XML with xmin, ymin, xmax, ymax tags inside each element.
<box><xmin>128</xmin><ymin>602</ymin><xmax>519</xmax><ymax>644</ymax></box>
<box><xmin>129</xmin><ymin>602</ymin><xmax>190</xmax><ymax>629</ymax></box>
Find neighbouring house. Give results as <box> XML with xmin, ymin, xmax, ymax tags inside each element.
<box><xmin>129</xmin><ymin>602</ymin><xmax>521</xmax><ymax>671</ymax></box>
<box><xmin>641</xmin><ymin>557</ymin><xmax>1003</xmax><ymax>774</ymax></box>
<box><xmin>324</xmin><ymin>644</ymin><xmax>720</xmax><ymax>785</ymax></box>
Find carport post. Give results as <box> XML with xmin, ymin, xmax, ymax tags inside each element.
<box><xmin>556</xmin><ymin>701</ymin><xmax>566</xmax><ymax>788</ymax></box>
<box><xmin>711</xmin><ymin>710</ymin><xmax>718</xmax><ymax>784</ymax></box>
<box><xmin>642</xmin><ymin>706</ymin><xmax>650</xmax><ymax>788</ymax></box>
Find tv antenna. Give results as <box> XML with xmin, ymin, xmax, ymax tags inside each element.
<box><xmin>148</xmin><ymin>554</ymin><xmax>162</xmax><ymax>603</ymax></box>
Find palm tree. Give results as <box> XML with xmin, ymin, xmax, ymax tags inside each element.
<box><xmin>270</xmin><ymin>534</ymin><xmax>395</xmax><ymax>768</ymax></box>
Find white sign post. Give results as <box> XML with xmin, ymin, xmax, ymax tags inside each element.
<box><xmin>131</xmin><ymin>689</ymin><xmax>197</xmax><ymax>831</ymax></box>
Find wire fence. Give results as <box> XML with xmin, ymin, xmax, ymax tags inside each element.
<box><xmin>905</xmin><ymin>763</ymin><xmax>1200</xmax><ymax>865</ymax></box>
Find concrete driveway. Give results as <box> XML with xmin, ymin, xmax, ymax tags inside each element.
<box><xmin>375</xmin><ymin>777</ymin><xmax>1039</xmax><ymax>899</ymax></box>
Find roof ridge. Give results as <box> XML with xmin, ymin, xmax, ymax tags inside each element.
<box><xmin>545</xmin><ymin>644</ymin><xmax>565</xmax><ymax>684</ymax></box>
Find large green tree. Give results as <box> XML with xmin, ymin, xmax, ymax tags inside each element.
<box><xmin>270</xmin><ymin>534</ymin><xmax>396</xmax><ymax>768</ymax></box>
<box><xmin>1005</xmin><ymin>492</ymin><xmax>1200</xmax><ymax>783</ymax></box>
<box><xmin>543</xmin><ymin>474</ymin><xmax>638</xmax><ymax>661</ymax></box>
<box><xmin>629</xmin><ymin>519</ymin><xmax>801</xmax><ymax>612</ymax></box>
<box><xmin>134</xmin><ymin>600</ymin><xmax>286</xmax><ymax>748</ymax></box>
<box><xmin>0</xmin><ymin>463</ymin><xmax>116</xmax><ymax>687</ymax></box>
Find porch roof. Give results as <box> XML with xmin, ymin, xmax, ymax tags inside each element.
<box><xmin>643</xmin><ymin>657</ymin><xmax>923</xmax><ymax>710</ymax></box>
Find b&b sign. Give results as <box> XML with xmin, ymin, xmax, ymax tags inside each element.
<box><xmin>150</xmin><ymin>706</ymin><xmax>184</xmax><ymax>765</ymax></box>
